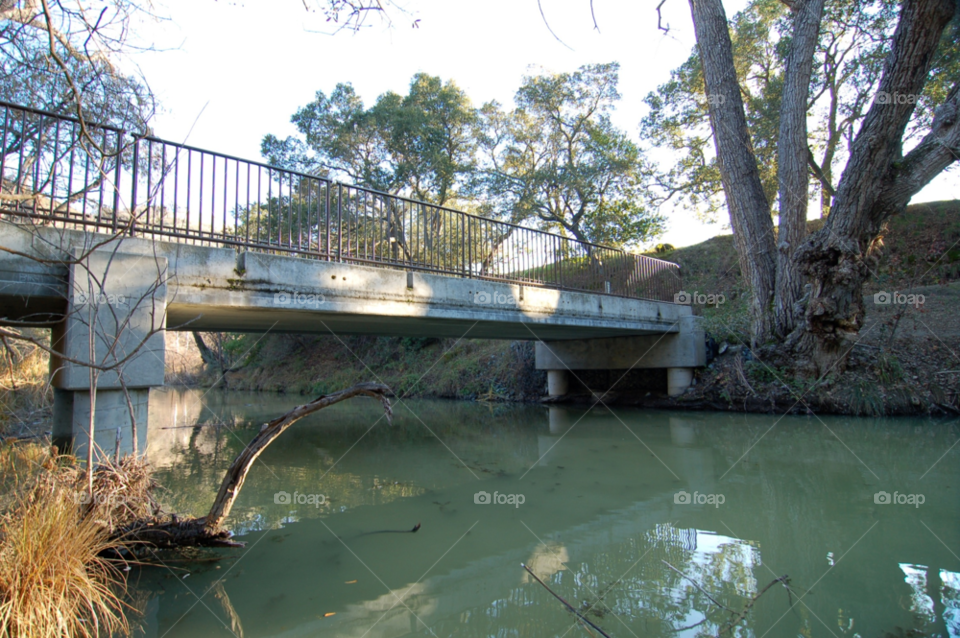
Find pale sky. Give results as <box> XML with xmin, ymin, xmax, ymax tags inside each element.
<box><xmin>126</xmin><ymin>0</ymin><xmax>957</xmax><ymax>249</ymax></box>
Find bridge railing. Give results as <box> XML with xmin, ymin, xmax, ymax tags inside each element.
<box><xmin>0</xmin><ymin>100</ymin><xmax>682</xmax><ymax>302</ymax></box>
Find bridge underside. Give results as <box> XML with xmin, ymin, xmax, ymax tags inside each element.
<box><xmin>166</xmin><ymin>304</ymin><xmax>666</xmax><ymax>340</ymax></box>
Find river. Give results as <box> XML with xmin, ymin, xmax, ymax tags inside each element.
<box><xmin>132</xmin><ymin>388</ymin><xmax>959</xmax><ymax>638</ymax></box>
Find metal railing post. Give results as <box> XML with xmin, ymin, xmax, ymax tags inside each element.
<box><xmin>336</xmin><ymin>182</ymin><xmax>343</xmax><ymax>262</ymax></box>
<box><xmin>324</xmin><ymin>181</ymin><xmax>331</xmax><ymax>260</ymax></box>
<box><xmin>112</xmin><ymin>130</ymin><xmax>123</xmax><ymax>233</ymax></box>
<box><xmin>129</xmin><ymin>135</ymin><xmax>139</xmax><ymax>236</ymax></box>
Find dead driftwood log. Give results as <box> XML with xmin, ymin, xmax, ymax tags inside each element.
<box><xmin>117</xmin><ymin>382</ymin><xmax>392</xmax><ymax>548</ymax></box>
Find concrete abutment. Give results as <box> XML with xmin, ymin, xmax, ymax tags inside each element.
<box><xmin>535</xmin><ymin>314</ymin><xmax>705</xmax><ymax>398</ymax></box>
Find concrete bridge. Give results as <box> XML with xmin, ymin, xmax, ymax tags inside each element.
<box><xmin>0</xmin><ymin>100</ymin><xmax>704</xmax><ymax>457</ymax></box>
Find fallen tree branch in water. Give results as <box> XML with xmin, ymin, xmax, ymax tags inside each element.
<box><xmin>116</xmin><ymin>382</ymin><xmax>392</xmax><ymax>548</ymax></box>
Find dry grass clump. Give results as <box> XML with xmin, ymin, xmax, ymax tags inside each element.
<box><xmin>0</xmin><ymin>331</ymin><xmax>52</xmax><ymax>438</ymax></box>
<box><xmin>0</xmin><ymin>444</ymin><xmax>158</xmax><ymax>637</ymax></box>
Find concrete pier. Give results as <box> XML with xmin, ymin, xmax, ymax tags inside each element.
<box><xmin>546</xmin><ymin>370</ymin><xmax>570</xmax><ymax>397</ymax></box>
<box><xmin>48</xmin><ymin>248</ymin><xmax>167</xmax><ymax>460</ymax></box>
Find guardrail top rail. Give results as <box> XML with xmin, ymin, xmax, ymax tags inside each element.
<box><xmin>0</xmin><ymin>100</ymin><xmax>682</xmax><ymax>302</ymax></box>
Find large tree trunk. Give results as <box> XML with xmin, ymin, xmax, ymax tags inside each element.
<box><xmin>792</xmin><ymin>0</ymin><xmax>959</xmax><ymax>375</ymax></box>
<box><xmin>687</xmin><ymin>0</ymin><xmax>777</xmax><ymax>347</ymax></box>
<box><xmin>775</xmin><ymin>0</ymin><xmax>825</xmax><ymax>337</ymax></box>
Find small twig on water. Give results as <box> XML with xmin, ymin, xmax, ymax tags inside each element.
<box><xmin>662</xmin><ymin>560</ymin><xmax>734</xmax><ymax>613</ymax></box>
<box><xmin>718</xmin><ymin>574</ymin><xmax>790</xmax><ymax>636</ymax></box>
<box><xmin>521</xmin><ymin>563</ymin><xmax>612</xmax><ymax>638</ymax></box>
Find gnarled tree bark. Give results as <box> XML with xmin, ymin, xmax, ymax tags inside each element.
<box><xmin>775</xmin><ymin>0</ymin><xmax>826</xmax><ymax>337</ymax></box>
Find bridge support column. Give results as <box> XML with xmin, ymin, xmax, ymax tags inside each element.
<box><xmin>546</xmin><ymin>369</ymin><xmax>569</xmax><ymax>397</ymax></box>
<box><xmin>50</xmin><ymin>250</ymin><xmax>167</xmax><ymax>461</ymax></box>
<box><xmin>548</xmin><ymin>406</ymin><xmax>571</xmax><ymax>434</ymax></box>
<box><xmin>667</xmin><ymin>367</ymin><xmax>694</xmax><ymax>397</ymax></box>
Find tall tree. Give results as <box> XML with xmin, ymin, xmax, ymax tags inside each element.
<box><xmin>641</xmin><ymin>0</ymin><xmax>787</xmax><ymax>222</ymax></box>
<box><xmin>478</xmin><ymin>62</ymin><xmax>665</xmax><ymax>248</ymax></box>
<box><xmin>687</xmin><ymin>0</ymin><xmax>779</xmax><ymax>344</ymax></box>
<box><xmin>775</xmin><ymin>0</ymin><xmax>825</xmax><ymax>336</ymax></box>
<box><xmin>262</xmin><ymin>83</ymin><xmax>397</xmax><ymax>192</ymax></box>
<box><xmin>375</xmin><ymin>73</ymin><xmax>477</xmax><ymax>207</ymax></box>
<box><xmin>793</xmin><ymin>0</ymin><xmax>959</xmax><ymax>373</ymax></box>
<box><xmin>685</xmin><ymin>0</ymin><xmax>959</xmax><ymax>371</ymax></box>
<box><xmin>262</xmin><ymin>74</ymin><xmax>477</xmax><ymax>206</ymax></box>
<box><xmin>0</xmin><ymin>0</ymin><xmax>155</xmax><ymax>129</ymax></box>
<box><xmin>643</xmin><ymin>0</ymin><xmax>923</xmax><ymax>222</ymax></box>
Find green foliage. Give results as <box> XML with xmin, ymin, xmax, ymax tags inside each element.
<box><xmin>262</xmin><ymin>66</ymin><xmax>667</xmax><ymax>264</ymax></box>
<box><xmin>875</xmin><ymin>351</ymin><xmax>904</xmax><ymax>384</ymax></box>
<box><xmin>478</xmin><ymin>63</ymin><xmax>664</xmax><ymax>248</ymax></box>
<box><xmin>843</xmin><ymin>379</ymin><xmax>887</xmax><ymax>417</ymax></box>
<box><xmin>262</xmin><ymin>74</ymin><xmax>477</xmax><ymax>206</ymax></box>
<box><xmin>641</xmin><ymin>0</ymin><xmax>786</xmax><ymax>221</ymax></box>
<box><xmin>374</xmin><ymin>74</ymin><xmax>478</xmax><ymax>206</ymax></box>
<box><xmin>640</xmin><ymin>0</ymin><xmax>957</xmax><ymax>222</ymax></box>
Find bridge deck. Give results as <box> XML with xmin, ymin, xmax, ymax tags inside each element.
<box><xmin>0</xmin><ymin>226</ymin><xmax>689</xmax><ymax>340</ymax></box>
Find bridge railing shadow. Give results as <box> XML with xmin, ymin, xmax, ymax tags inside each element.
<box><xmin>0</xmin><ymin>100</ymin><xmax>682</xmax><ymax>302</ymax></box>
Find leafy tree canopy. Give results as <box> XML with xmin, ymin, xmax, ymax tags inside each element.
<box><xmin>478</xmin><ymin>62</ymin><xmax>664</xmax><ymax>248</ymax></box>
<box><xmin>262</xmin><ymin>73</ymin><xmax>476</xmax><ymax>207</ymax></box>
<box><xmin>642</xmin><ymin>0</ymin><xmax>959</xmax><ymax>222</ymax></box>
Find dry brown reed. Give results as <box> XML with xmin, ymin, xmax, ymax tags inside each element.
<box><xmin>0</xmin><ymin>443</ymin><xmax>158</xmax><ymax>637</ymax></box>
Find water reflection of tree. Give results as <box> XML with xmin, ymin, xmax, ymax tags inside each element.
<box><xmin>672</xmin><ymin>414</ymin><xmax>960</xmax><ymax>638</ymax></box>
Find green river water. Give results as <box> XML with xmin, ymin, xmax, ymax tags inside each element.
<box><xmin>132</xmin><ymin>388</ymin><xmax>959</xmax><ymax>638</ymax></box>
